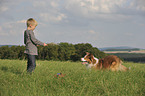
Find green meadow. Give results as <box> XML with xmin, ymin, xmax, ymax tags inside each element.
<box><xmin>0</xmin><ymin>60</ymin><xmax>145</xmax><ymax>96</ymax></box>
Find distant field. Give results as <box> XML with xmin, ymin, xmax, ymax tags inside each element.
<box><xmin>104</xmin><ymin>51</ymin><xmax>145</xmax><ymax>63</ymax></box>
<box><xmin>0</xmin><ymin>60</ymin><xmax>145</xmax><ymax>96</ymax></box>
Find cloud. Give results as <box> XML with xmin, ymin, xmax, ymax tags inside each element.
<box><xmin>0</xmin><ymin>6</ymin><xmax>8</xmax><ymax>12</ymax></box>
<box><xmin>0</xmin><ymin>0</ymin><xmax>22</xmax><ymax>13</ymax></box>
<box><xmin>39</xmin><ymin>13</ymin><xmax>67</xmax><ymax>22</ymax></box>
<box><xmin>63</xmin><ymin>0</ymin><xmax>145</xmax><ymax>21</ymax></box>
<box><xmin>50</xmin><ymin>1</ymin><xmax>59</xmax><ymax>8</ymax></box>
<box><xmin>0</xmin><ymin>20</ymin><xmax>25</xmax><ymax>36</ymax></box>
<box><xmin>130</xmin><ymin>0</ymin><xmax>145</xmax><ymax>11</ymax></box>
<box><xmin>33</xmin><ymin>1</ymin><xmax>47</xmax><ymax>8</ymax></box>
<box><xmin>16</xmin><ymin>20</ymin><xmax>26</xmax><ymax>23</ymax></box>
<box><xmin>32</xmin><ymin>0</ymin><xmax>59</xmax><ymax>8</ymax></box>
<box><xmin>89</xmin><ymin>30</ymin><xmax>96</xmax><ymax>34</ymax></box>
<box><xmin>0</xmin><ymin>0</ymin><xmax>9</xmax><ymax>13</ymax></box>
<box><xmin>32</xmin><ymin>0</ymin><xmax>67</xmax><ymax>23</ymax></box>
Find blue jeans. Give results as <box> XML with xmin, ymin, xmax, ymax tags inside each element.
<box><xmin>27</xmin><ymin>54</ymin><xmax>36</xmax><ymax>73</ymax></box>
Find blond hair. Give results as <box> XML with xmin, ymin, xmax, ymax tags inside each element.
<box><xmin>26</xmin><ymin>18</ymin><xmax>38</xmax><ymax>27</ymax></box>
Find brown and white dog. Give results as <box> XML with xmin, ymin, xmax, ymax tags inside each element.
<box><xmin>81</xmin><ymin>52</ymin><xmax>129</xmax><ymax>71</ymax></box>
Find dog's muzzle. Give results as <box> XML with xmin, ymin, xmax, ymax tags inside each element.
<box><xmin>81</xmin><ymin>58</ymin><xmax>86</xmax><ymax>61</ymax></box>
<box><xmin>81</xmin><ymin>58</ymin><xmax>88</xmax><ymax>64</ymax></box>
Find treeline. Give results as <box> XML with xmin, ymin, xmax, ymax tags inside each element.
<box><xmin>0</xmin><ymin>43</ymin><xmax>106</xmax><ymax>61</ymax></box>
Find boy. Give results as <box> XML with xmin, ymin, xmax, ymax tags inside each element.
<box><xmin>24</xmin><ymin>18</ymin><xmax>47</xmax><ymax>73</ymax></box>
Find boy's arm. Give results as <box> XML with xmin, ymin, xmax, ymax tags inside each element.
<box><xmin>29</xmin><ymin>31</ymin><xmax>45</xmax><ymax>46</ymax></box>
<box><xmin>24</xmin><ymin>32</ymin><xmax>26</xmax><ymax>44</ymax></box>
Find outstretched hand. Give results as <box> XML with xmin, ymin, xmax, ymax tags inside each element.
<box><xmin>44</xmin><ymin>43</ymin><xmax>47</xmax><ymax>46</ymax></box>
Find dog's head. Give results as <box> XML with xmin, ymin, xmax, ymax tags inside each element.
<box><xmin>81</xmin><ymin>52</ymin><xmax>98</xmax><ymax>65</ymax></box>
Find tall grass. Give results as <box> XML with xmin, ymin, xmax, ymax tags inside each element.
<box><xmin>0</xmin><ymin>60</ymin><xmax>145</xmax><ymax>96</ymax></box>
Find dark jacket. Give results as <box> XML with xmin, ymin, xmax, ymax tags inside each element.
<box><xmin>24</xmin><ymin>30</ymin><xmax>44</xmax><ymax>55</ymax></box>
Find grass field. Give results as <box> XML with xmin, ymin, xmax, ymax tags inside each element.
<box><xmin>0</xmin><ymin>60</ymin><xmax>145</xmax><ymax>96</ymax></box>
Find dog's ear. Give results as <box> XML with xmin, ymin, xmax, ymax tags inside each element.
<box><xmin>86</xmin><ymin>52</ymin><xmax>90</xmax><ymax>55</ymax></box>
<box><xmin>90</xmin><ymin>54</ymin><xmax>94</xmax><ymax>58</ymax></box>
<box><xmin>99</xmin><ymin>58</ymin><xmax>103</xmax><ymax>62</ymax></box>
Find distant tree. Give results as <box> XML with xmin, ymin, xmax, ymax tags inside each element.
<box><xmin>37</xmin><ymin>46</ymin><xmax>43</xmax><ymax>59</ymax></box>
<box><xmin>58</xmin><ymin>42</ymin><xmax>76</xmax><ymax>61</ymax></box>
<box><xmin>47</xmin><ymin>43</ymin><xmax>59</xmax><ymax>60</ymax></box>
<box><xmin>37</xmin><ymin>43</ymin><xmax>59</xmax><ymax>60</ymax></box>
<box><xmin>0</xmin><ymin>46</ymin><xmax>12</xmax><ymax>59</ymax></box>
<box><xmin>10</xmin><ymin>46</ymin><xmax>18</xmax><ymax>59</ymax></box>
<box><xmin>17</xmin><ymin>46</ymin><xmax>25</xmax><ymax>60</ymax></box>
<box><xmin>74</xmin><ymin>43</ymin><xmax>93</xmax><ymax>57</ymax></box>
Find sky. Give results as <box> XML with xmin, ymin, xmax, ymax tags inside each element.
<box><xmin>0</xmin><ymin>0</ymin><xmax>145</xmax><ymax>49</ymax></box>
